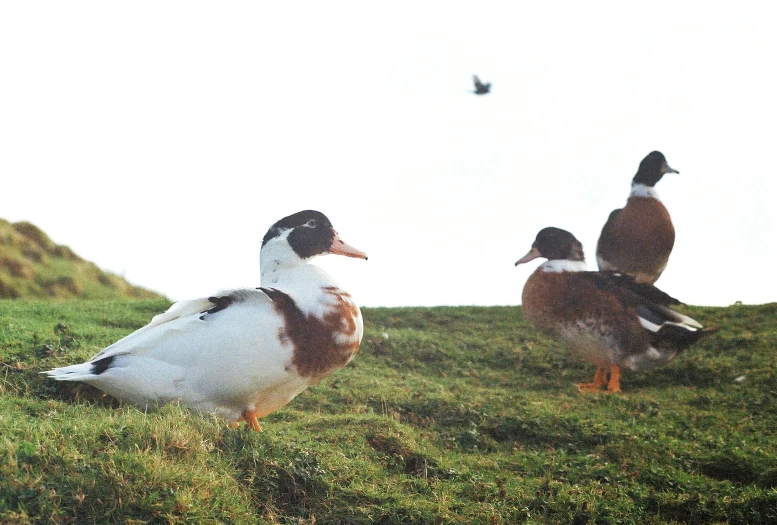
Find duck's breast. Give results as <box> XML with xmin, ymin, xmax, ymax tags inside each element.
<box><xmin>599</xmin><ymin>197</ymin><xmax>675</xmax><ymax>282</ymax></box>
<box><xmin>260</xmin><ymin>285</ymin><xmax>362</xmax><ymax>383</ymax></box>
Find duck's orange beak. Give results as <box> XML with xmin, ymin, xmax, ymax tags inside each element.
<box><xmin>328</xmin><ymin>232</ymin><xmax>368</xmax><ymax>260</ymax></box>
<box><xmin>515</xmin><ymin>246</ymin><xmax>541</xmax><ymax>266</ymax></box>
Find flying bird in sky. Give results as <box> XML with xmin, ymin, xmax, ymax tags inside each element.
<box><xmin>472</xmin><ymin>75</ymin><xmax>491</xmax><ymax>95</ymax></box>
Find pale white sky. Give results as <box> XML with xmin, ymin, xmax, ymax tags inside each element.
<box><xmin>1</xmin><ymin>2</ymin><xmax>775</xmax><ymax>307</ymax></box>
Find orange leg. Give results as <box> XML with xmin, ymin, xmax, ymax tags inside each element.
<box><xmin>606</xmin><ymin>365</ymin><xmax>621</xmax><ymax>393</ymax></box>
<box><xmin>576</xmin><ymin>367</ymin><xmax>607</xmax><ymax>392</ymax></box>
<box><xmin>244</xmin><ymin>409</ymin><xmax>263</xmax><ymax>432</ymax></box>
<box><xmin>230</xmin><ymin>410</ymin><xmax>263</xmax><ymax>432</ymax></box>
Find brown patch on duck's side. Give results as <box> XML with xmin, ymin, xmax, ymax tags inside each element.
<box><xmin>597</xmin><ymin>197</ymin><xmax>675</xmax><ymax>284</ymax></box>
<box><xmin>260</xmin><ymin>286</ymin><xmax>361</xmax><ymax>381</ymax></box>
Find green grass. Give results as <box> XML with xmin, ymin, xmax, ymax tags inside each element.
<box><xmin>0</xmin><ymin>219</ymin><xmax>162</xmax><ymax>300</ymax></box>
<box><xmin>2</xmin><ymin>299</ymin><xmax>776</xmax><ymax>524</ymax></box>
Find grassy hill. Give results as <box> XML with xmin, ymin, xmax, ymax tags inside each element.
<box><xmin>1</xmin><ymin>300</ymin><xmax>775</xmax><ymax>523</ymax></box>
<box><xmin>0</xmin><ymin>219</ymin><xmax>162</xmax><ymax>300</ymax></box>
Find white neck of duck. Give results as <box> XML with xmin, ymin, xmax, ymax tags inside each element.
<box><xmin>630</xmin><ymin>182</ymin><xmax>661</xmax><ymax>200</ymax></box>
<box><xmin>260</xmin><ymin>231</ymin><xmax>304</xmax><ymax>280</ymax></box>
<box><xmin>540</xmin><ymin>259</ymin><xmax>587</xmax><ymax>273</ymax></box>
<box><xmin>259</xmin><ymin>232</ymin><xmax>339</xmax><ymax>290</ymax></box>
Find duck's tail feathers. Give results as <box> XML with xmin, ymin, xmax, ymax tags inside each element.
<box><xmin>655</xmin><ymin>324</ymin><xmax>719</xmax><ymax>349</ymax></box>
<box><xmin>634</xmin><ymin>299</ymin><xmax>719</xmax><ymax>361</ymax></box>
<box><xmin>651</xmin><ymin>325</ymin><xmax>720</xmax><ymax>362</ymax></box>
<box><xmin>636</xmin><ymin>303</ymin><xmax>701</xmax><ymax>329</ymax></box>
<box><xmin>43</xmin><ymin>362</ymin><xmax>99</xmax><ymax>381</ymax></box>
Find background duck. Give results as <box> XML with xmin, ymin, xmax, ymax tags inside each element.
<box><xmin>45</xmin><ymin>210</ymin><xmax>367</xmax><ymax>431</ymax></box>
<box><xmin>516</xmin><ymin>227</ymin><xmax>717</xmax><ymax>393</ymax></box>
<box><xmin>596</xmin><ymin>151</ymin><xmax>678</xmax><ymax>284</ymax></box>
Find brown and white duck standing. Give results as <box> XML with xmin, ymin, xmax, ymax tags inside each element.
<box><xmin>596</xmin><ymin>151</ymin><xmax>679</xmax><ymax>284</ymax></box>
<box><xmin>45</xmin><ymin>210</ymin><xmax>367</xmax><ymax>430</ymax></box>
<box><xmin>517</xmin><ymin>227</ymin><xmax>717</xmax><ymax>393</ymax></box>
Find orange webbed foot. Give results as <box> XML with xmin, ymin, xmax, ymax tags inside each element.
<box><xmin>576</xmin><ymin>383</ymin><xmax>603</xmax><ymax>393</ymax></box>
<box><xmin>230</xmin><ymin>410</ymin><xmax>263</xmax><ymax>432</ymax></box>
<box><xmin>576</xmin><ymin>367</ymin><xmax>607</xmax><ymax>393</ymax></box>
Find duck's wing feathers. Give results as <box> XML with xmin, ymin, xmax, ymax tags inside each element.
<box><xmin>89</xmin><ymin>288</ymin><xmax>273</xmax><ymax>363</ymax></box>
<box><xmin>580</xmin><ymin>271</ymin><xmax>698</xmax><ymax>325</ymax></box>
<box><xmin>594</xmin><ymin>271</ymin><xmax>680</xmax><ymax>306</ymax></box>
<box><xmin>579</xmin><ymin>271</ymin><xmax>711</xmax><ymax>351</ymax></box>
<box><xmin>45</xmin><ymin>287</ymin><xmax>301</xmax><ymax>412</ymax></box>
<box><xmin>472</xmin><ymin>75</ymin><xmax>490</xmax><ymax>91</ymax></box>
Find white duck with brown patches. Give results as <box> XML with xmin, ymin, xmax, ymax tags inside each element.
<box><xmin>45</xmin><ymin>210</ymin><xmax>367</xmax><ymax>431</ymax></box>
